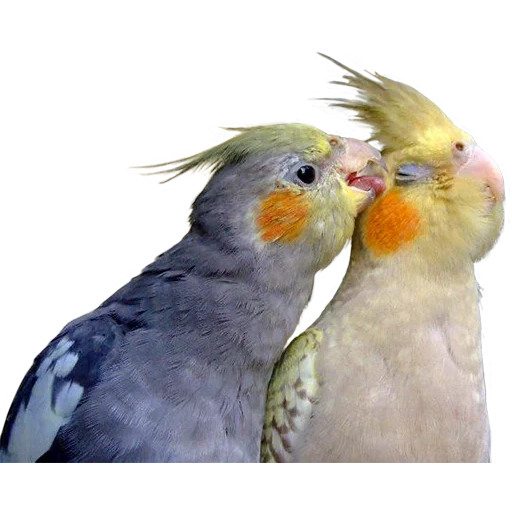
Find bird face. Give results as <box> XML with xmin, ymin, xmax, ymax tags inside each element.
<box><xmin>317</xmin><ymin>53</ymin><xmax>504</xmax><ymax>265</ymax></box>
<box><xmin>253</xmin><ymin>132</ymin><xmax>387</xmax><ymax>270</ymax></box>
<box><xmin>363</xmin><ymin>137</ymin><xmax>504</xmax><ymax>263</ymax></box>
<box><xmin>165</xmin><ymin>123</ymin><xmax>387</xmax><ymax>274</ymax></box>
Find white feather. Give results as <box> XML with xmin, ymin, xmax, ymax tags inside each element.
<box><xmin>0</xmin><ymin>337</ymin><xmax>83</xmax><ymax>462</ymax></box>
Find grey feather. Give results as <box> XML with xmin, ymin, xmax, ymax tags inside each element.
<box><xmin>1</xmin><ymin>145</ymin><xmax>326</xmax><ymax>462</ymax></box>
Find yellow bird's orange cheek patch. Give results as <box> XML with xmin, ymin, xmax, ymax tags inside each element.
<box><xmin>364</xmin><ymin>189</ymin><xmax>422</xmax><ymax>256</ymax></box>
<box><xmin>257</xmin><ymin>190</ymin><xmax>311</xmax><ymax>243</ymax></box>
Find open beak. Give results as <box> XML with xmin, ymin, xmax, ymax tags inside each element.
<box><xmin>342</xmin><ymin>137</ymin><xmax>388</xmax><ymax>176</ymax></box>
<box><xmin>338</xmin><ymin>137</ymin><xmax>388</xmax><ymax>197</ymax></box>
<box><xmin>331</xmin><ymin>137</ymin><xmax>388</xmax><ymax>213</ymax></box>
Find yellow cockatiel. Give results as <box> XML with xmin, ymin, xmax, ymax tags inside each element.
<box><xmin>261</xmin><ymin>56</ymin><xmax>504</xmax><ymax>462</ymax></box>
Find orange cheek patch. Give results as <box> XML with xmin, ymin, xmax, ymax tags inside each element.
<box><xmin>364</xmin><ymin>189</ymin><xmax>422</xmax><ymax>256</ymax></box>
<box><xmin>257</xmin><ymin>189</ymin><xmax>310</xmax><ymax>243</ymax></box>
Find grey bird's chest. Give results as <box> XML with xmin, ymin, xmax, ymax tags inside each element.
<box><xmin>60</xmin><ymin>279</ymin><xmax>309</xmax><ymax>462</ymax></box>
<box><xmin>85</xmin><ymin>346</ymin><xmax>272</xmax><ymax>462</ymax></box>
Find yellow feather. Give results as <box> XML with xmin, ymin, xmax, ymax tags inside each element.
<box><xmin>320</xmin><ymin>54</ymin><xmax>473</xmax><ymax>165</ymax></box>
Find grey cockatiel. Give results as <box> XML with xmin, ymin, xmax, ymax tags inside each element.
<box><xmin>261</xmin><ymin>59</ymin><xmax>504</xmax><ymax>463</ymax></box>
<box><xmin>0</xmin><ymin>123</ymin><xmax>387</xmax><ymax>462</ymax></box>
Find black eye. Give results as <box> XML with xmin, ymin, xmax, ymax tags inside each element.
<box><xmin>296</xmin><ymin>165</ymin><xmax>316</xmax><ymax>184</ymax></box>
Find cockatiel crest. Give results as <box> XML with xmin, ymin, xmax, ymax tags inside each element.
<box><xmin>321</xmin><ymin>53</ymin><xmax>478</xmax><ymax>171</ymax></box>
<box><xmin>137</xmin><ymin>124</ymin><xmax>337</xmax><ymax>182</ymax></box>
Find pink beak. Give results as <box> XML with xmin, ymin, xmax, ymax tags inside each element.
<box><xmin>342</xmin><ymin>138</ymin><xmax>385</xmax><ymax>173</ymax></box>
<box><xmin>458</xmin><ymin>145</ymin><xmax>505</xmax><ymax>202</ymax></box>
<box><xmin>340</xmin><ymin>137</ymin><xmax>388</xmax><ymax>197</ymax></box>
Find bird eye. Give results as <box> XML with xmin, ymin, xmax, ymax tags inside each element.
<box><xmin>296</xmin><ymin>165</ymin><xmax>316</xmax><ymax>184</ymax></box>
<box><xmin>395</xmin><ymin>164</ymin><xmax>433</xmax><ymax>185</ymax></box>
<box><xmin>454</xmin><ymin>142</ymin><xmax>465</xmax><ymax>152</ymax></box>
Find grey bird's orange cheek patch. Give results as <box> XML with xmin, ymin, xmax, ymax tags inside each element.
<box><xmin>257</xmin><ymin>189</ymin><xmax>311</xmax><ymax>243</ymax></box>
<box><xmin>364</xmin><ymin>189</ymin><xmax>422</xmax><ymax>256</ymax></box>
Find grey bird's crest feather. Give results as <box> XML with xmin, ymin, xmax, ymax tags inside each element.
<box><xmin>135</xmin><ymin>121</ymin><xmax>284</xmax><ymax>183</ymax></box>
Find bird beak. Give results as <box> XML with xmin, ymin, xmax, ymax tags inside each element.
<box><xmin>342</xmin><ymin>137</ymin><xmax>388</xmax><ymax>176</ymax></box>
<box><xmin>457</xmin><ymin>145</ymin><xmax>504</xmax><ymax>203</ymax></box>
<box><xmin>339</xmin><ymin>138</ymin><xmax>388</xmax><ymax>197</ymax></box>
<box><xmin>331</xmin><ymin>137</ymin><xmax>388</xmax><ymax>213</ymax></box>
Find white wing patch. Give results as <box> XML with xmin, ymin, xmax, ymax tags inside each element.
<box><xmin>0</xmin><ymin>337</ymin><xmax>84</xmax><ymax>462</ymax></box>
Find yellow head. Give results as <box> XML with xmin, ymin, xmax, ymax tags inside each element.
<box><xmin>322</xmin><ymin>55</ymin><xmax>504</xmax><ymax>265</ymax></box>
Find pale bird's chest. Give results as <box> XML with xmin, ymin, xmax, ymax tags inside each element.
<box><xmin>302</xmin><ymin>278</ymin><xmax>489</xmax><ymax>462</ymax></box>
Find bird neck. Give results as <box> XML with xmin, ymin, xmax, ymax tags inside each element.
<box><xmin>145</xmin><ymin>229</ymin><xmax>316</xmax><ymax>365</ymax></box>
<box><xmin>329</xmin><ymin>234</ymin><xmax>480</xmax><ymax>350</ymax></box>
<box><xmin>349</xmin><ymin>220</ymin><xmax>476</xmax><ymax>283</ymax></box>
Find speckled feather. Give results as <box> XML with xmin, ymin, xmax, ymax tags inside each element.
<box><xmin>261</xmin><ymin>329</ymin><xmax>323</xmax><ymax>463</ymax></box>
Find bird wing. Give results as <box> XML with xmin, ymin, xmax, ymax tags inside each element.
<box><xmin>0</xmin><ymin>313</ymin><xmax>123</xmax><ymax>462</ymax></box>
<box><xmin>261</xmin><ymin>329</ymin><xmax>324</xmax><ymax>462</ymax></box>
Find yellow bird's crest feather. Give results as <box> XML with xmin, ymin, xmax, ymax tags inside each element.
<box><xmin>319</xmin><ymin>53</ymin><xmax>472</xmax><ymax>165</ymax></box>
